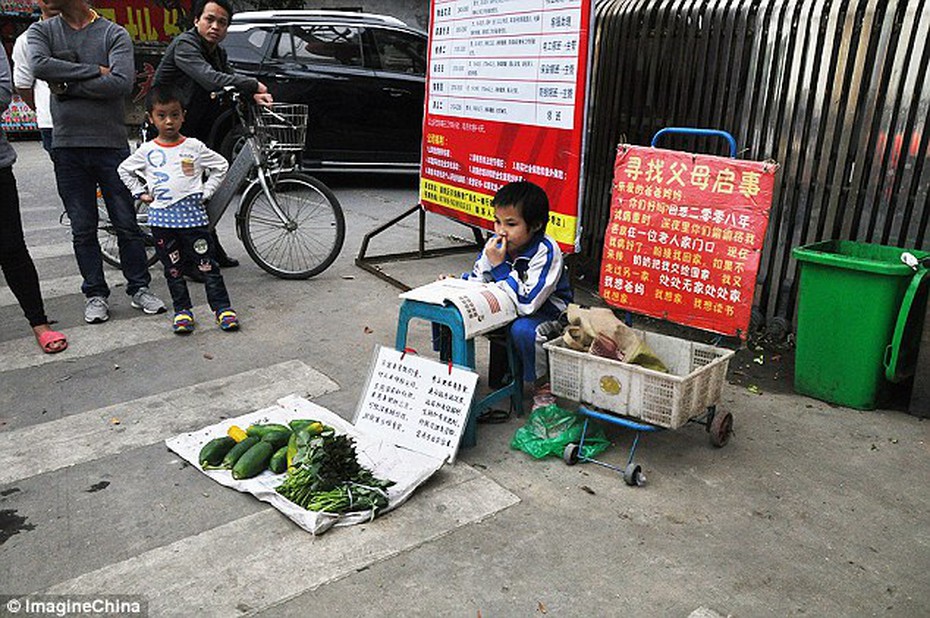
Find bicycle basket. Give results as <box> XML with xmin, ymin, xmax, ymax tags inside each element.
<box><xmin>254</xmin><ymin>103</ymin><xmax>308</xmax><ymax>152</ymax></box>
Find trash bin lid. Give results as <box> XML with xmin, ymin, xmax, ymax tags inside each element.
<box><xmin>886</xmin><ymin>268</ymin><xmax>930</xmax><ymax>383</ymax></box>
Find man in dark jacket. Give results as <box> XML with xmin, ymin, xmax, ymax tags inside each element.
<box><xmin>153</xmin><ymin>0</ymin><xmax>273</xmax><ymax>269</ymax></box>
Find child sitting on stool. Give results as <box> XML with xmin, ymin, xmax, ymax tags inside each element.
<box><xmin>445</xmin><ymin>181</ymin><xmax>573</xmax><ymax>413</ymax></box>
<box><xmin>118</xmin><ymin>85</ymin><xmax>238</xmax><ymax>334</ymax></box>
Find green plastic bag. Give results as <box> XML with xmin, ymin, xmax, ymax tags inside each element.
<box><xmin>510</xmin><ymin>404</ymin><xmax>610</xmax><ymax>460</ymax></box>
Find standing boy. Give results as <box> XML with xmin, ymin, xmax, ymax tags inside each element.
<box><xmin>28</xmin><ymin>0</ymin><xmax>165</xmax><ymax>323</ymax></box>
<box><xmin>118</xmin><ymin>86</ymin><xmax>238</xmax><ymax>334</ymax></box>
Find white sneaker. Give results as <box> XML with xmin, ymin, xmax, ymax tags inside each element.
<box><xmin>130</xmin><ymin>287</ymin><xmax>167</xmax><ymax>315</ymax></box>
<box><xmin>84</xmin><ymin>296</ymin><xmax>109</xmax><ymax>323</ymax></box>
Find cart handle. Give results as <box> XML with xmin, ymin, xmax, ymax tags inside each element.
<box><xmin>651</xmin><ymin>127</ymin><xmax>737</xmax><ymax>159</ymax></box>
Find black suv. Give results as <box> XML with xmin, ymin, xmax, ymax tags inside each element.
<box><xmin>219</xmin><ymin>10</ymin><xmax>427</xmax><ymax>171</ymax></box>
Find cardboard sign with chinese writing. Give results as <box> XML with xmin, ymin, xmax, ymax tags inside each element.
<box><xmin>354</xmin><ymin>346</ymin><xmax>479</xmax><ymax>464</ymax></box>
<box><xmin>599</xmin><ymin>144</ymin><xmax>777</xmax><ymax>338</ymax></box>
<box><xmin>419</xmin><ymin>0</ymin><xmax>594</xmax><ymax>253</ymax></box>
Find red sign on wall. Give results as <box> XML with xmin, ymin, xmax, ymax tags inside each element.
<box><xmin>93</xmin><ymin>1</ymin><xmax>192</xmax><ymax>43</ymax></box>
<box><xmin>419</xmin><ymin>0</ymin><xmax>593</xmax><ymax>253</ymax></box>
<box><xmin>599</xmin><ymin>145</ymin><xmax>778</xmax><ymax>338</ymax></box>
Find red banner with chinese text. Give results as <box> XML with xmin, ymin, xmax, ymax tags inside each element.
<box><xmin>599</xmin><ymin>145</ymin><xmax>778</xmax><ymax>338</ymax></box>
<box><xmin>93</xmin><ymin>1</ymin><xmax>191</xmax><ymax>43</ymax></box>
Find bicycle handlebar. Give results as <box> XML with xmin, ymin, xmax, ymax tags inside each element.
<box><xmin>210</xmin><ymin>85</ymin><xmax>239</xmax><ymax>100</ymax></box>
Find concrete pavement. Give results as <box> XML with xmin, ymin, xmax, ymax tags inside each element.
<box><xmin>1</xmin><ymin>140</ymin><xmax>928</xmax><ymax>617</ymax></box>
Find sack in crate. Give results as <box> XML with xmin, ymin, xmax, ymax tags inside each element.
<box><xmin>562</xmin><ymin>304</ymin><xmax>668</xmax><ymax>372</ymax></box>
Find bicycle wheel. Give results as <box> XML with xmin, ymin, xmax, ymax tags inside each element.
<box><xmin>238</xmin><ymin>172</ymin><xmax>345</xmax><ymax>279</ymax></box>
<box><xmin>97</xmin><ymin>191</ymin><xmax>159</xmax><ymax>268</ymax></box>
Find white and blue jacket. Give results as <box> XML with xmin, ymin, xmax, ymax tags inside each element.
<box><xmin>465</xmin><ymin>232</ymin><xmax>572</xmax><ymax>319</ymax></box>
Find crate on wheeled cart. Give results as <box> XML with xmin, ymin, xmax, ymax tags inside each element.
<box><xmin>544</xmin><ymin>331</ymin><xmax>737</xmax><ymax>486</ymax></box>
<box><xmin>546</xmin><ymin>330</ymin><xmax>734</xmax><ymax>430</ymax></box>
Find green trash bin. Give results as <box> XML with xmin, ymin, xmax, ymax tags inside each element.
<box><xmin>792</xmin><ymin>240</ymin><xmax>930</xmax><ymax>410</ymax></box>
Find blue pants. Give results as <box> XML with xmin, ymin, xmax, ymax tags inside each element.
<box><xmin>52</xmin><ymin>147</ymin><xmax>151</xmax><ymax>298</ymax></box>
<box><xmin>510</xmin><ymin>313</ymin><xmax>559</xmax><ymax>383</ymax></box>
<box><xmin>152</xmin><ymin>226</ymin><xmax>231</xmax><ymax>314</ymax></box>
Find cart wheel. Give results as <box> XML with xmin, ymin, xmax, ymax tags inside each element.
<box><xmin>709</xmin><ymin>411</ymin><xmax>733</xmax><ymax>447</ymax></box>
<box><xmin>623</xmin><ymin>463</ymin><xmax>645</xmax><ymax>487</ymax></box>
<box><xmin>563</xmin><ymin>443</ymin><xmax>580</xmax><ymax>465</ymax></box>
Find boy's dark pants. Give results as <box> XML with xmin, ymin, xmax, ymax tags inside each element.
<box><xmin>152</xmin><ymin>226</ymin><xmax>231</xmax><ymax>314</ymax></box>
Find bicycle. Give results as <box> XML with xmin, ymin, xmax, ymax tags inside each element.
<box><xmin>58</xmin><ymin>179</ymin><xmax>159</xmax><ymax>269</ymax></box>
<box><xmin>93</xmin><ymin>89</ymin><xmax>346</xmax><ymax>279</ymax></box>
<box><xmin>93</xmin><ymin>190</ymin><xmax>159</xmax><ymax>268</ymax></box>
<box><xmin>204</xmin><ymin>88</ymin><xmax>345</xmax><ymax>279</ymax></box>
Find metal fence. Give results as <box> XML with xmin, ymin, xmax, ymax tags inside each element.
<box><xmin>579</xmin><ymin>0</ymin><xmax>930</xmax><ymax>336</ymax></box>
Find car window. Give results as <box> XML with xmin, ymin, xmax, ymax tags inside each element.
<box><xmin>275</xmin><ymin>29</ymin><xmax>295</xmax><ymax>60</ymax></box>
<box><xmin>291</xmin><ymin>25</ymin><xmax>364</xmax><ymax>67</ymax></box>
<box><xmin>224</xmin><ymin>27</ymin><xmax>273</xmax><ymax>64</ymax></box>
<box><xmin>370</xmin><ymin>29</ymin><xmax>425</xmax><ymax>76</ymax></box>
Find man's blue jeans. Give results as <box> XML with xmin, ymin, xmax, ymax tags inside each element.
<box><xmin>52</xmin><ymin>147</ymin><xmax>151</xmax><ymax>298</ymax></box>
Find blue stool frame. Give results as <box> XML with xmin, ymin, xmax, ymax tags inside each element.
<box><xmin>395</xmin><ymin>299</ymin><xmax>523</xmax><ymax>447</ymax></box>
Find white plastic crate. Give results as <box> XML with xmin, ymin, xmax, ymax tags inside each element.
<box><xmin>544</xmin><ymin>330</ymin><xmax>735</xmax><ymax>429</ymax></box>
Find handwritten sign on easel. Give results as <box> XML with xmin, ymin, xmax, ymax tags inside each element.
<box><xmin>354</xmin><ymin>346</ymin><xmax>479</xmax><ymax>463</ymax></box>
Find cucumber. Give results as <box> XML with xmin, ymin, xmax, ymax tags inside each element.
<box><xmin>221</xmin><ymin>436</ymin><xmax>260</xmax><ymax>469</ymax></box>
<box><xmin>261</xmin><ymin>429</ymin><xmax>292</xmax><ymax>449</ymax></box>
<box><xmin>289</xmin><ymin>419</ymin><xmax>325</xmax><ymax>435</ymax></box>
<box><xmin>245</xmin><ymin>423</ymin><xmax>291</xmax><ymax>438</ymax></box>
<box><xmin>288</xmin><ymin>419</ymin><xmax>315</xmax><ymax>432</ymax></box>
<box><xmin>286</xmin><ymin>431</ymin><xmax>298</xmax><ymax>470</ymax></box>
<box><xmin>232</xmin><ymin>440</ymin><xmax>274</xmax><ymax>480</ymax></box>
<box><xmin>269</xmin><ymin>445</ymin><xmax>288</xmax><ymax>474</ymax></box>
<box><xmin>199</xmin><ymin>436</ymin><xmax>236</xmax><ymax>468</ymax></box>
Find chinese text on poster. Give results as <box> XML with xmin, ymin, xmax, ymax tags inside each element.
<box><xmin>600</xmin><ymin>145</ymin><xmax>777</xmax><ymax>337</ymax></box>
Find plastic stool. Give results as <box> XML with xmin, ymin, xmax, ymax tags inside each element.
<box><xmin>395</xmin><ymin>299</ymin><xmax>523</xmax><ymax>448</ymax></box>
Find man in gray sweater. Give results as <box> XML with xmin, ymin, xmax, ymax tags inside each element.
<box><xmin>29</xmin><ymin>0</ymin><xmax>165</xmax><ymax>323</ymax></box>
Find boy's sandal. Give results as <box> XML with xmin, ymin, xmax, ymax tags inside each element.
<box><xmin>36</xmin><ymin>330</ymin><xmax>68</xmax><ymax>354</ymax></box>
<box><xmin>477</xmin><ymin>408</ymin><xmax>510</xmax><ymax>424</ymax></box>
<box><xmin>216</xmin><ymin>310</ymin><xmax>239</xmax><ymax>331</ymax></box>
<box><xmin>173</xmin><ymin>311</ymin><xmax>195</xmax><ymax>334</ymax></box>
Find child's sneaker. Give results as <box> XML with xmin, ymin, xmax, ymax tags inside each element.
<box><xmin>216</xmin><ymin>309</ymin><xmax>239</xmax><ymax>331</ymax></box>
<box><xmin>532</xmin><ymin>383</ymin><xmax>556</xmax><ymax>410</ymax></box>
<box><xmin>173</xmin><ymin>310</ymin><xmax>195</xmax><ymax>334</ymax></box>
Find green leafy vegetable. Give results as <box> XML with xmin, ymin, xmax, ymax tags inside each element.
<box><xmin>275</xmin><ymin>432</ymin><xmax>394</xmax><ymax>514</ymax></box>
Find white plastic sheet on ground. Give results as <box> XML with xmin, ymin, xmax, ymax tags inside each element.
<box><xmin>165</xmin><ymin>394</ymin><xmax>444</xmax><ymax>535</ymax></box>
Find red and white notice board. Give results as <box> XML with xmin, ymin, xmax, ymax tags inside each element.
<box><xmin>419</xmin><ymin>0</ymin><xmax>593</xmax><ymax>253</ymax></box>
<box><xmin>600</xmin><ymin>145</ymin><xmax>778</xmax><ymax>338</ymax></box>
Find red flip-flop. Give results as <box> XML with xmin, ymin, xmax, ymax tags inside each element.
<box><xmin>37</xmin><ymin>330</ymin><xmax>68</xmax><ymax>354</ymax></box>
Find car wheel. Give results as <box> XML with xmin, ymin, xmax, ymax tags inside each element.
<box><xmin>219</xmin><ymin>125</ymin><xmax>249</xmax><ymax>163</ymax></box>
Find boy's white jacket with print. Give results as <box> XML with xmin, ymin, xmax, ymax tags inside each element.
<box><xmin>465</xmin><ymin>232</ymin><xmax>572</xmax><ymax>317</ymax></box>
<box><xmin>117</xmin><ymin>137</ymin><xmax>229</xmax><ymax>207</ymax></box>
